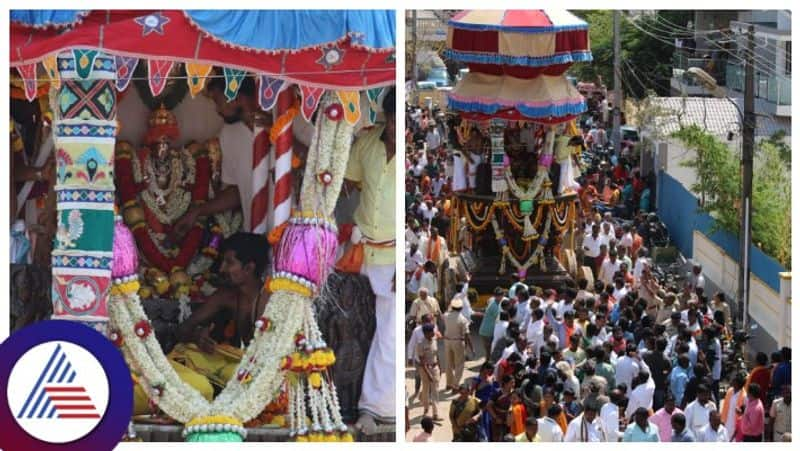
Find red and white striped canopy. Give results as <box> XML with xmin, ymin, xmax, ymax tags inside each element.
<box><xmin>445</xmin><ymin>9</ymin><xmax>591</xmax><ymax>72</ymax></box>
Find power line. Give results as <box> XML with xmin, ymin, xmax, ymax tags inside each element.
<box><xmin>623</xmin><ymin>59</ymin><xmax>662</xmax><ymax>95</ymax></box>
<box><xmin>625</xmin><ymin>13</ymin><xmax>787</xmax><ymax>79</ymax></box>
<box><xmin>632</xmin><ymin>14</ymin><xmax>781</xmax><ymax>75</ymax></box>
<box><xmin>646</xmin><ymin>14</ymin><xmax>789</xmax><ymax>79</ymax></box>
<box><xmin>626</xmin><ymin>16</ymin><xmax>788</xmax><ymax>83</ymax></box>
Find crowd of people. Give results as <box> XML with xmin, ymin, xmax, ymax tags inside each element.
<box><xmin>404</xmin><ymin>99</ymin><xmax>792</xmax><ymax>443</ymax></box>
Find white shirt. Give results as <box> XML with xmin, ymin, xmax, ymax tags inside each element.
<box><xmin>697</xmin><ymin>424</ymin><xmax>728</xmax><ymax>442</ymax></box>
<box><xmin>220</xmin><ymin>121</ymin><xmax>255</xmax><ymax>232</ymax></box>
<box><xmin>582</xmin><ymin>234</ymin><xmax>603</xmax><ymax>258</ymax></box>
<box><xmin>684</xmin><ymin>400</ymin><xmax>717</xmax><ymax>438</ymax></box>
<box><xmin>492</xmin><ymin>320</ymin><xmax>509</xmax><ymax>351</ymax></box>
<box><xmin>724</xmin><ymin>390</ymin><xmax>741</xmax><ymax>435</ymax></box>
<box><xmin>406</xmin><ymin>325</ymin><xmax>425</xmax><ymax>363</ymax></box>
<box><xmin>425</xmin><ymin>129</ymin><xmax>441</xmax><ymax>150</ymax></box>
<box><xmin>710</xmin><ymin>338</ymin><xmax>722</xmax><ymax>380</ymax></box>
<box><xmin>566</xmin><ymin>414</ymin><xmax>608</xmax><ymax>442</ymax></box>
<box><xmin>419</xmin><ymin>272</ymin><xmax>437</xmax><ymax>298</ymax></box>
<box><xmin>620</xmin><ymin>232</ymin><xmax>633</xmax><ymax>249</ymax></box>
<box><xmin>405</xmin><ymin>228</ymin><xmax>420</xmax><ymax>248</ymax></box>
<box><xmin>452</xmin><ymin>151</ymin><xmax>468</xmax><ymax>192</ymax></box>
<box><xmin>526</xmin><ymin>319</ymin><xmax>545</xmax><ymax>357</ymax></box>
<box><xmin>613</xmin><ymin>286</ymin><xmax>629</xmax><ymax>302</ymax></box>
<box><xmin>538</xmin><ymin>417</ymin><xmax>565</xmax><ymax>442</ymax></box>
<box><xmin>556</xmin><ymin>300</ymin><xmax>575</xmax><ymax>318</ymax></box>
<box><xmin>432</xmin><ymin>177</ymin><xmax>445</xmax><ymax>196</ymax></box>
<box><xmin>633</xmin><ymin>258</ymin><xmax>649</xmax><ymax>287</ymax></box>
<box><xmin>599</xmin><ymin>258</ymin><xmax>622</xmax><ymax>286</ymax></box>
<box><xmin>452</xmin><ymin>285</ymin><xmax>473</xmax><ymax>324</ymax></box>
<box><xmin>600</xmin><ymin>402</ymin><xmax>620</xmax><ymax>442</ymax></box>
<box><xmin>514</xmin><ymin>301</ymin><xmax>532</xmax><ymax>332</ymax></box>
<box><xmin>418</xmin><ymin>204</ymin><xmax>438</xmax><ymax>223</ymax></box>
<box><xmin>625</xmin><ymin>376</ymin><xmax>655</xmax><ymax>419</ymax></box>
<box><xmin>615</xmin><ymin>355</ymin><xmax>642</xmax><ymax>392</ymax></box>
<box><xmin>405</xmin><ymin>248</ymin><xmax>423</xmax><ymax>273</ymax></box>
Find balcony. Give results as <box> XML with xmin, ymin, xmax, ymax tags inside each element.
<box><xmin>672</xmin><ymin>50</ymin><xmax>727</xmax><ymax>84</ymax></box>
<box><xmin>671</xmin><ymin>49</ymin><xmax>727</xmax><ymax>96</ymax></box>
<box><xmin>726</xmin><ymin>62</ymin><xmax>791</xmax><ymax>116</ymax></box>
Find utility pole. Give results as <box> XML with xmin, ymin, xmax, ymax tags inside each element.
<box><xmin>739</xmin><ymin>24</ymin><xmax>755</xmax><ymax>329</ymax></box>
<box><xmin>613</xmin><ymin>10</ymin><xmax>622</xmax><ymax>155</ymax></box>
<box><xmin>411</xmin><ymin>10</ymin><xmax>418</xmax><ymax>86</ymax></box>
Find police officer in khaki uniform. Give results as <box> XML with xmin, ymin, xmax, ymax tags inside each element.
<box><xmin>443</xmin><ymin>298</ymin><xmax>470</xmax><ymax>392</ymax></box>
<box><xmin>417</xmin><ymin>323</ymin><xmax>441</xmax><ymax>420</ymax></box>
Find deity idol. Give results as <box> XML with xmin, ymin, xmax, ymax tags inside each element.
<box><xmin>115</xmin><ymin>106</ymin><xmax>237</xmax><ymax>298</ymax></box>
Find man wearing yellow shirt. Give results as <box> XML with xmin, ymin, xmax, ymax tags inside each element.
<box><xmin>516</xmin><ymin>417</ymin><xmax>542</xmax><ymax>442</ymax></box>
<box><xmin>344</xmin><ymin>88</ymin><xmax>396</xmax><ymax>432</ymax></box>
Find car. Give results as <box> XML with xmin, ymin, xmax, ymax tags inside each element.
<box><xmin>426</xmin><ymin>67</ymin><xmax>450</xmax><ymax>88</ymax></box>
<box><xmin>620</xmin><ymin>125</ymin><xmax>640</xmax><ymax>143</ymax></box>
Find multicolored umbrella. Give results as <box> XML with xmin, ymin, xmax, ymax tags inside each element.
<box><xmin>445</xmin><ymin>9</ymin><xmax>591</xmax><ymax>74</ymax></box>
<box><xmin>445</xmin><ymin>9</ymin><xmax>589</xmax><ymax>123</ymax></box>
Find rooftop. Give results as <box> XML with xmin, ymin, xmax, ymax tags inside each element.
<box><xmin>644</xmin><ymin>96</ymin><xmax>790</xmax><ymax>138</ymax></box>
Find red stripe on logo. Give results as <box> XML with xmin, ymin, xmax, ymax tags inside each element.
<box><xmin>54</xmin><ymin>405</ymin><xmax>97</xmax><ymax>410</ymax></box>
<box><xmin>45</xmin><ymin>387</ymin><xmax>86</xmax><ymax>392</ymax></box>
<box><xmin>49</xmin><ymin>396</ymin><xmax>92</xmax><ymax>401</ymax></box>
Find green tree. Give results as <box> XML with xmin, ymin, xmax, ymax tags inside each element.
<box><xmin>673</xmin><ymin>125</ymin><xmax>791</xmax><ymax>268</ymax></box>
<box><xmin>571</xmin><ymin>11</ymin><xmax>693</xmax><ymax>98</ymax></box>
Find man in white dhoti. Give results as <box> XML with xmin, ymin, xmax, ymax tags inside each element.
<box><xmin>344</xmin><ymin>88</ymin><xmax>397</xmax><ymax>432</ymax></box>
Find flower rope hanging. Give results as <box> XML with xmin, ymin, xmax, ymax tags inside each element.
<box><xmin>108</xmin><ymin>92</ymin><xmax>356</xmax><ymax>442</ymax></box>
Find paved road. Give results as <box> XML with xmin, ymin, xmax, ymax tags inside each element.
<box><xmin>404</xmin><ymin>327</ymin><xmax>484</xmax><ymax>442</ymax></box>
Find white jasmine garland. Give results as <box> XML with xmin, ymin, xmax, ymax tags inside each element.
<box><xmin>108</xmin><ymin>89</ymin><xmax>359</xmax><ymax>439</ymax></box>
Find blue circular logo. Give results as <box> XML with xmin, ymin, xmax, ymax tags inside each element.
<box><xmin>0</xmin><ymin>321</ymin><xmax>132</xmax><ymax>451</ymax></box>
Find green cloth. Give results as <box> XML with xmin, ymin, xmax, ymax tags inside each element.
<box><xmin>186</xmin><ymin>431</ymin><xmax>244</xmax><ymax>442</ymax></box>
<box><xmin>596</xmin><ymin>361</ymin><xmax>616</xmax><ymax>389</ymax></box>
<box><xmin>479</xmin><ymin>298</ymin><xmax>500</xmax><ymax>338</ymax></box>
<box><xmin>55</xmin><ymin>209</ymin><xmax>114</xmax><ymax>252</ymax></box>
<box><xmin>623</xmin><ymin>422</ymin><xmax>660</xmax><ymax>442</ymax></box>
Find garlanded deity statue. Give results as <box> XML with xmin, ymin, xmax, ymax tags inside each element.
<box><xmin>115</xmin><ymin>106</ymin><xmax>225</xmax><ymax>299</ymax></box>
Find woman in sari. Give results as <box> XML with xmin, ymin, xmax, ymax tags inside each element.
<box><xmin>471</xmin><ymin>362</ymin><xmax>500</xmax><ymax>441</ymax></box>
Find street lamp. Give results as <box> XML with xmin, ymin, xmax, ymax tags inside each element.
<box><xmin>686</xmin><ymin>66</ymin><xmax>752</xmax><ymax>330</ymax></box>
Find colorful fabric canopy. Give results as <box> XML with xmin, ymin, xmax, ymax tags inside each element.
<box><xmin>448</xmin><ymin>72</ymin><xmax>585</xmax><ymax>121</ymax></box>
<box><xmin>446</xmin><ymin>9</ymin><xmax>589</xmax><ymax>123</ymax></box>
<box><xmin>444</xmin><ymin>9</ymin><xmax>591</xmax><ymax>70</ymax></box>
<box><xmin>10</xmin><ymin>10</ymin><xmax>395</xmax><ymax>89</ymax></box>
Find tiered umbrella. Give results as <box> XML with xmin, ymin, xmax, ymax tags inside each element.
<box><xmin>445</xmin><ymin>9</ymin><xmax>590</xmax><ymax>123</ymax></box>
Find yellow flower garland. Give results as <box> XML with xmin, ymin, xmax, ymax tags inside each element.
<box><xmin>186</xmin><ymin>415</ymin><xmax>243</xmax><ymax>428</ymax></box>
<box><xmin>268</xmin><ymin>278</ymin><xmax>312</xmax><ymax>298</ymax></box>
<box><xmin>111</xmin><ymin>279</ymin><xmax>141</xmax><ymax>296</ymax></box>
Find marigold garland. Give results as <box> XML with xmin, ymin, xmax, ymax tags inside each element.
<box><xmin>269</xmin><ymin>103</ymin><xmax>300</xmax><ymax>144</ymax></box>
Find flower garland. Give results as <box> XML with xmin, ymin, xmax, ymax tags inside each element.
<box><xmin>491</xmin><ymin>215</ymin><xmax>537</xmax><ymax>276</ymax></box>
<box><xmin>108</xmin><ymin>95</ymin><xmax>356</xmax><ymax>442</ymax></box>
<box><xmin>300</xmin><ymin>92</ymin><xmax>355</xmax><ymax>215</ymax></box>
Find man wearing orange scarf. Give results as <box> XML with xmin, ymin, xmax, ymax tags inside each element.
<box><xmin>720</xmin><ymin>372</ymin><xmax>747</xmax><ymax>440</ymax></box>
<box><xmin>420</xmin><ymin>226</ymin><xmax>448</xmax><ymax>268</ymax></box>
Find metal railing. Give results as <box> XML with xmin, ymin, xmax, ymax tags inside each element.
<box><xmin>726</xmin><ymin>62</ymin><xmax>791</xmax><ymax>106</ymax></box>
<box><xmin>672</xmin><ymin>50</ymin><xmax>727</xmax><ymax>85</ymax></box>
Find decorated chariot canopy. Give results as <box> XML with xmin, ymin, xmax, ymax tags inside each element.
<box><xmin>445</xmin><ymin>9</ymin><xmax>589</xmax><ymax>124</ymax></box>
<box><xmin>10</xmin><ymin>10</ymin><xmax>396</xmax><ymax>102</ymax></box>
